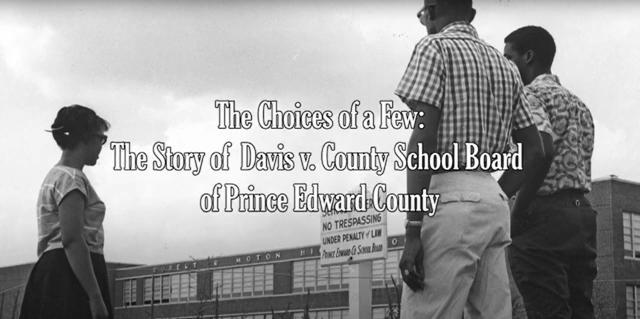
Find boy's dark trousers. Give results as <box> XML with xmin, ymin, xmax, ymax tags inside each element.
<box><xmin>510</xmin><ymin>190</ymin><xmax>597</xmax><ymax>319</ymax></box>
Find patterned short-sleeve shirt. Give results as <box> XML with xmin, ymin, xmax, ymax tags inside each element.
<box><xmin>526</xmin><ymin>93</ymin><xmax>553</xmax><ymax>136</ymax></box>
<box><xmin>36</xmin><ymin>165</ymin><xmax>106</xmax><ymax>257</ymax></box>
<box><xmin>525</xmin><ymin>74</ymin><xmax>594</xmax><ymax>195</ymax></box>
<box><xmin>395</xmin><ymin>22</ymin><xmax>535</xmax><ymax>165</ymax></box>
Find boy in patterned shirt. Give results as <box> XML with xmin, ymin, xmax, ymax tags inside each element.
<box><xmin>504</xmin><ymin>26</ymin><xmax>597</xmax><ymax>319</ymax></box>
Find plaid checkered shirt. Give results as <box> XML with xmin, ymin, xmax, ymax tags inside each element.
<box><xmin>525</xmin><ymin>74</ymin><xmax>594</xmax><ymax>195</ymax></box>
<box><xmin>395</xmin><ymin>22</ymin><xmax>535</xmax><ymax>165</ymax></box>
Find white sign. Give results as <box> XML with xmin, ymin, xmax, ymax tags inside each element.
<box><xmin>320</xmin><ymin>184</ymin><xmax>387</xmax><ymax>266</ymax></box>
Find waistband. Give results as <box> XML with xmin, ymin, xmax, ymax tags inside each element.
<box><xmin>429</xmin><ymin>171</ymin><xmax>501</xmax><ymax>194</ymax></box>
<box><xmin>41</xmin><ymin>247</ymin><xmax>105</xmax><ymax>258</ymax></box>
<box><xmin>533</xmin><ymin>189</ymin><xmax>590</xmax><ymax>208</ymax></box>
<box><xmin>40</xmin><ymin>244</ymin><xmax>104</xmax><ymax>259</ymax></box>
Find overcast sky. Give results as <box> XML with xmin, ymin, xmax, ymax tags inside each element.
<box><xmin>1</xmin><ymin>0</ymin><xmax>639</xmax><ymax>267</ymax></box>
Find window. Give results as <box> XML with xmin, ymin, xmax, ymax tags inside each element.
<box><xmin>243</xmin><ymin>267</ymin><xmax>253</xmax><ymax>295</ymax></box>
<box><xmin>372</xmin><ymin>308</ymin><xmax>386</xmax><ymax>319</ymax></box>
<box><xmin>341</xmin><ymin>264</ymin><xmax>350</xmax><ymax>287</ymax></box>
<box><xmin>254</xmin><ymin>265</ymin><xmax>264</xmax><ymax>295</ymax></box>
<box><xmin>292</xmin><ymin>310</ymin><xmax>348</xmax><ymax>319</ymax></box>
<box><xmin>232</xmin><ymin>268</ymin><xmax>243</xmax><ymax>296</ymax></box>
<box><xmin>144</xmin><ymin>278</ymin><xmax>152</xmax><ymax>304</ymax></box>
<box><xmin>153</xmin><ymin>276</ymin><xmax>162</xmax><ymax>303</ymax></box>
<box><xmin>317</xmin><ymin>264</ymin><xmax>328</xmax><ymax>290</ymax></box>
<box><xmin>370</xmin><ymin>250</ymin><xmax>402</xmax><ymax>286</ymax></box>
<box><xmin>189</xmin><ymin>272</ymin><xmax>197</xmax><ymax>299</ymax></box>
<box><xmin>161</xmin><ymin>275</ymin><xmax>170</xmax><ymax>303</ymax></box>
<box><xmin>141</xmin><ymin>272</ymin><xmax>198</xmax><ymax>304</ymax></box>
<box><xmin>293</xmin><ymin>259</ymin><xmax>348</xmax><ymax>292</ymax></box>
<box><xmin>293</xmin><ymin>261</ymin><xmax>304</xmax><ymax>290</ymax></box>
<box><xmin>329</xmin><ymin>264</ymin><xmax>341</xmax><ymax>288</ymax></box>
<box><xmin>623</xmin><ymin>212</ymin><xmax>640</xmax><ymax>259</ymax></box>
<box><xmin>122</xmin><ymin>279</ymin><xmax>137</xmax><ymax>306</ymax></box>
<box><xmin>222</xmin><ymin>269</ymin><xmax>232</xmax><ymax>296</ymax></box>
<box><xmin>222</xmin><ymin>314</ymin><xmax>273</xmax><ymax>319</ymax></box>
<box><xmin>171</xmin><ymin>275</ymin><xmax>180</xmax><ymax>302</ymax></box>
<box><xmin>372</xmin><ymin>259</ymin><xmax>385</xmax><ymax>286</ymax></box>
<box><xmin>212</xmin><ymin>270</ymin><xmax>223</xmax><ymax>297</ymax></box>
<box><xmin>384</xmin><ymin>250</ymin><xmax>401</xmax><ymax>286</ymax></box>
<box><xmin>180</xmin><ymin>273</ymin><xmax>190</xmax><ymax>301</ymax></box>
<box><xmin>304</xmin><ymin>259</ymin><xmax>317</xmax><ymax>290</ymax></box>
<box><xmin>131</xmin><ymin>280</ymin><xmax>137</xmax><ymax>305</ymax></box>
<box><xmin>212</xmin><ymin>264</ymin><xmax>274</xmax><ymax>299</ymax></box>
<box><xmin>123</xmin><ymin>280</ymin><xmax>130</xmax><ymax>305</ymax></box>
<box><xmin>373</xmin><ymin>307</ymin><xmax>399</xmax><ymax>319</ymax></box>
<box><xmin>627</xmin><ymin>285</ymin><xmax>640</xmax><ymax>318</ymax></box>
<box><xmin>265</xmin><ymin>265</ymin><xmax>274</xmax><ymax>292</ymax></box>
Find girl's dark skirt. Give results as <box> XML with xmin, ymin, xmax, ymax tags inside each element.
<box><xmin>19</xmin><ymin>249</ymin><xmax>113</xmax><ymax>319</ymax></box>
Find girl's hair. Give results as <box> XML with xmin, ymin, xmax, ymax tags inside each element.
<box><xmin>51</xmin><ymin>105</ymin><xmax>110</xmax><ymax>150</ymax></box>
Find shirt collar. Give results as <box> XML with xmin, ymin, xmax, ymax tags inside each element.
<box><xmin>530</xmin><ymin>73</ymin><xmax>561</xmax><ymax>86</ymax></box>
<box><xmin>440</xmin><ymin>21</ymin><xmax>478</xmax><ymax>38</ymax></box>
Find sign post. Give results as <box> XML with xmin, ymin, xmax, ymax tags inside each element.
<box><xmin>319</xmin><ymin>184</ymin><xmax>387</xmax><ymax>318</ymax></box>
<box><xmin>349</xmin><ymin>261</ymin><xmax>373</xmax><ymax>319</ymax></box>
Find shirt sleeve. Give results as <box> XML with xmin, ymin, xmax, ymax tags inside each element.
<box><xmin>53</xmin><ymin>171</ymin><xmax>88</xmax><ymax>206</ymax></box>
<box><xmin>511</xmin><ymin>82</ymin><xmax>536</xmax><ymax>130</ymax></box>
<box><xmin>394</xmin><ymin>37</ymin><xmax>444</xmax><ymax>110</ymax></box>
<box><xmin>523</xmin><ymin>88</ymin><xmax>554</xmax><ymax>136</ymax></box>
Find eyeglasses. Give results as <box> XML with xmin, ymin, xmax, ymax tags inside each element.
<box><xmin>92</xmin><ymin>133</ymin><xmax>108</xmax><ymax>145</ymax></box>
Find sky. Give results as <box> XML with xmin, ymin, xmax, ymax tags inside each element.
<box><xmin>1</xmin><ymin>0</ymin><xmax>639</xmax><ymax>267</ymax></box>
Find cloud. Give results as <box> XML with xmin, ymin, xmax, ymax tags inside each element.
<box><xmin>0</xmin><ymin>15</ymin><xmax>57</xmax><ymax>98</ymax></box>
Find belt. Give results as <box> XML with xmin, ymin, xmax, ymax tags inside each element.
<box><xmin>431</xmin><ymin>169</ymin><xmax>495</xmax><ymax>175</ymax></box>
<box><xmin>534</xmin><ymin>189</ymin><xmax>590</xmax><ymax>208</ymax></box>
